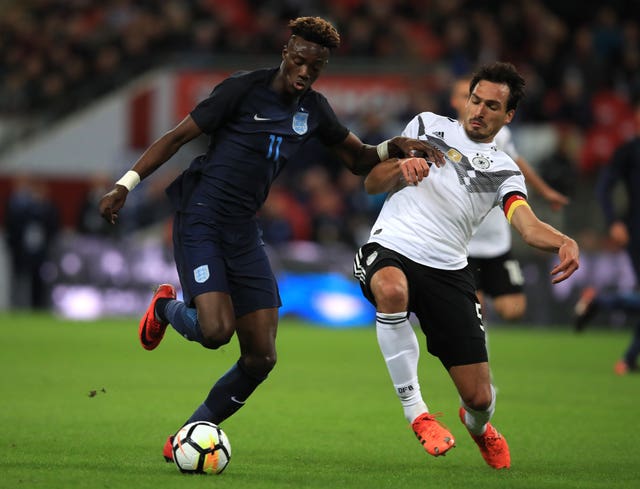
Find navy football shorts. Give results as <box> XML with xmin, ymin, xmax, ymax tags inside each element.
<box><xmin>172</xmin><ymin>212</ymin><xmax>281</xmax><ymax>318</ymax></box>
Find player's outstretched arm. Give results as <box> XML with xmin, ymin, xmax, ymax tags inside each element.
<box><xmin>331</xmin><ymin>133</ymin><xmax>444</xmax><ymax>176</ymax></box>
<box><xmin>99</xmin><ymin>115</ymin><xmax>202</xmax><ymax>224</ymax></box>
<box><xmin>364</xmin><ymin>157</ymin><xmax>430</xmax><ymax>194</ymax></box>
<box><xmin>509</xmin><ymin>203</ymin><xmax>579</xmax><ymax>284</ymax></box>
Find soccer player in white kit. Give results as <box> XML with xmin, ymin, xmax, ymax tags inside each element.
<box><xmin>450</xmin><ymin>77</ymin><xmax>569</xmax><ymax>322</ymax></box>
<box><xmin>353</xmin><ymin>63</ymin><xmax>580</xmax><ymax>469</ymax></box>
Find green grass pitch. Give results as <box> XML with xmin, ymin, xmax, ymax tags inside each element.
<box><xmin>1</xmin><ymin>312</ymin><xmax>639</xmax><ymax>489</ymax></box>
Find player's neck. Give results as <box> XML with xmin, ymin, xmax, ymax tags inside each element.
<box><xmin>270</xmin><ymin>75</ymin><xmax>303</xmax><ymax>106</ymax></box>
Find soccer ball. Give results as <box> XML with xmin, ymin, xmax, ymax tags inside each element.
<box><xmin>172</xmin><ymin>421</ymin><xmax>231</xmax><ymax>474</ymax></box>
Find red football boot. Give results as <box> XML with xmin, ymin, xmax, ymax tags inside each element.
<box><xmin>138</xmin><ymin>284</ymin><xmax>176</xmax><ymax>350</ymax></box>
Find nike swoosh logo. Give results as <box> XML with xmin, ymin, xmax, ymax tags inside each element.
<box><xmin>230</xmin><ymin>396</ymin><xmax>246</xmax><ymax>404</ymax></box>
<box><xmin>253</xmin><ymin>114</ymin><xmax>271</xmax><ymax>121</ymax></box>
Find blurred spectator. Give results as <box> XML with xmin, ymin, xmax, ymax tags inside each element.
<box><xmin>133</xmin><ymin>171</ymin><xmax>175</xmax><ymax>230</ymax></box>
<box><xmin>357</xmin><ymin>110</ymin><xmax>388</xmax><ymax>145</ymax></box>
<box><xmin>77</xmin><ymin>173</ymin><xmax>120</xmax><ymax>237</ymax></box>
<box><xmin>295</xmin><ymin>164</ymin><xmax>332</xmax><ymax>208</ymax></box>
<box><xmin>439</xmin><ymin>16</ymin><xmax>474</xmax><ymax>76</ymax></box>
<box><xmin>293</xmin><ymin>164</ymin><xmax>352</xmax><ymax>246</ymax></box>
<box><xmin>615</xmin><ymin>20</ymin><xmax>640</xmax><ymax>102</ymax></box>
<box><xmin>336</xmin><ymin>168</ymin><xmax>377</xmax><ymax>246</ymax></box>
<box><xmin>259</xmin><ymin>183</ymin><xmax>311</xmax><ymax>245</ymax></box>
<box><xmin>309</xmin><ymin>184</ymin><xmax>352</xmax><ymax>246</ymax></box>
<box><xmin>591</xmin><ymin>6</ymin><xmax>624</xmax><ymax>63</ymax></box>
<box><xmin>559</xmin><ymin>26</ymin><xmax>603</xmax><ymax>100</ymax></box>
<box><xmin>538</xmin><ymin>125</ymin><xmax>580</xmax><ymax>198</ymax></box>
<box><xmin>4</xmin><ymin>175</ymin><xmax>60</xmax><ymax>309</ymax></box>
<box><xmin>578</xmin><ymin>89</ymin><xmax>634</xmax><ymax>175</ymax></box>
<box><xmin>545</xmin><ymin>70</ymin><xmax>593</xmax><ymax>129</ymax></box>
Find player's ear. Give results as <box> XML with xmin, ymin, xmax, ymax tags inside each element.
<box><xmin>504</xmin><ymin>109</ymin><xmax>515</xmax><ymax>125</ymax></box>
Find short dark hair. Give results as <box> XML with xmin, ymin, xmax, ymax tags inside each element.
<box><xmin>469</xmin><ymin>62</ymin><xmax>526</xmax><ymax>112</ymax></box>
<box><xmin>288</xmin><ymin>17</ymin><xmax>340</xmax><ymax>50</ymax></box>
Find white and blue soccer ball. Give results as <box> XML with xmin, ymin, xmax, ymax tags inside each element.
<box><xmin>172</xmin><ymin>421</ymin><xmax>231</xmax><ymax>474</ymax></box>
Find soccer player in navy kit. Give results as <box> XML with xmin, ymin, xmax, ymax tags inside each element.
<box><xmin>574</xmin><ymin>100</ymin><xmax>640</xmax><ymax>375</ymax></box>
<box><xmin>98</xmin><ymin>16</ymin><xmax>442</xmax><ymax>461</ymax></box>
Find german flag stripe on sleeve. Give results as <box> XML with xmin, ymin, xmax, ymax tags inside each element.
<box><xmin>503</xmin><ymin>192</ymin><xmax>529</xmax><ymax>223</ymax></box>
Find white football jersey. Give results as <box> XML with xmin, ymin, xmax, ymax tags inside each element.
<box><xmin>367</xmin><ymin>112</ymin><xmax>527</xmax><ymax>270</ymax></box>
<box><xmin>467</xmin><ymin>125</ymin><xmax>520</xmax><ymax>258</ymax></box>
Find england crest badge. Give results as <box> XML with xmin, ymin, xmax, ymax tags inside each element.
<box><xmin>292</xmin><ymin>111</ymin><xmax>308</xmax><ymax>135</ymax></box>
<box><xmin>194</xmin><ymin>264</ymin><xmax>210</xmax><ymax>283</ymax></box>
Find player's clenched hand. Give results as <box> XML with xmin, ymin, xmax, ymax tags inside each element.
<box><xmin>390</xmin><ymin>137</ymin><xmax>445</xmax><ymax>168</ymax></box>
<box><xmin>550</xmin><ymin>238</ymin><xmax>580</xmax><ymax>284</ymax></box>
<box><xmin>98</xmin><ymin>186</ymin><xmax>129</xmax><ymax>224</ymax></box>
<box><xmin>399</xmin><ymin>157</ymin><xmax>430</xmax><ymax>185</ymax></box>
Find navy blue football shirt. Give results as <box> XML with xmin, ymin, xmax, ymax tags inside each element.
<box><xmin>167</xmin><ymin>68</ymin><xmax>349</xmax><ymax>222</ymax></box>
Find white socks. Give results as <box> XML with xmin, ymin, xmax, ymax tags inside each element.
<box><xmin>376</xmin><ymin>311</ymin><xmax>498</xmax><ymax>431</ymax></box>
<box><xmin>376</xmin><ymin>312</ymin><xmax>428</xmax><ymax>423</ymax></box>
<box><xmin>461</xmin><ymin>384</ymin><xmax>496</xmax><ymax>435</ymax></box>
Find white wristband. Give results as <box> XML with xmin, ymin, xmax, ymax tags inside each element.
<box><xmin>115</xmin><ymin>170</ymin><xmax>141</xmax><ymax>191</ymax></box>
<box><xmin>376</xmin><ymin>140</ymin><xmax>390</xmax><ymax>161</ymax></box>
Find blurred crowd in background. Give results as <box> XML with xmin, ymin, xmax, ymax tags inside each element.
<box><xmin>0</xmin><ymin>0</ymin><xmax>637</xmax><ymax>124</ymax></box>
<box><xmin>1</xmin><ymin>0</ymin><xmax>638</xmax><ymax>314</ymax></box>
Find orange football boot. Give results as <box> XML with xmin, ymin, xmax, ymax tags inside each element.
<box><xmin>459</xmin><ymin>407</ymin><xmax>510</xmax><ymax>469</ymax></box>
<box><xmin>139</xmin><ymin>284</ymin><xmax>176</xmax><ymax>350</ymax></box>
<box><xmin>411</xmin><ymin>412</ymin><xmax>455</xmax><ymax>457</ymax></box>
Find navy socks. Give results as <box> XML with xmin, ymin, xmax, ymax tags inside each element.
<box><xmin>154</xmin><ymin>300</ymin><xmax>267</xmax><ymax>426</ymax></box>
<box><xmin>186</xmin><ymin>361</ymin><xmax>267</xmax><ymax>425</ymax></box>
<box><xmin>157</xmin><ymin>298</ymin><xmax>204</xmax><ymax>343</ymax></box>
